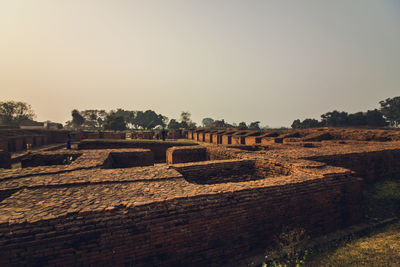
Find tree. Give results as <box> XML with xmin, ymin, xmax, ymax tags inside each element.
<box><xmin>103</xmin><ymin>112</ymin><xmax>127</xmax><ymax>131</ymax></box>
<box><xmin>301</xmin><ymin>118</ymin><xmax>320</xmax><ymax>128</ymax></box>
<box><xmin>238</xmin><ymin>122</ymin><xmax>248</xmax><ymax>130</ymax></box>
<box><xmin>321</xmin><ymin>110</ymin><xmax>349</xmax><ymax>126</ymax></box>
<box><xmin>202</xmin><ymin>118</ymin><xmax>214</xmax><ymax>127</ymax></box>
<box><xmin>71</xmin><ymin>109</ymin><xmax>85</xmax><ymax>129</ymax></box>
<box><xmin>248</xmin><ymin>121</ymin><xmax>260</xmax><ymax>130</ymax></box>
<box><xmin>365</xmin><ymin>109</ymin><xmax>388</xmax><ymax>127</ymax></box>
<box><xmin>0</xmin><ymin>101</ymin><xmax>35</xmax><ymax>126</ymax></box>
<box><xmin>180</xmin><ymin>111</ymin><xmax>196</xmax><ymax>129</ymax></box>
<box><xmin>167</xmin><ymin>119</ymin><xmax>181</xmax><ymax>129</ymax></box>
<box><xmin>133</xmin><ymin>110</ymin><xmax>166</xmax><ymax>129</ymax></box>
<box><xmin>80</xmin><ymin>109</ymin><xmax>108</xmax><ymax>129</ymax></box>
<box><xmin>291</xmin><ymin>119</ymin><xmax>301</xmax><ymax>129</ymax></box>
<box><xmin>380</xmin><ymin>96</ymin><xmax>400</xmax><ymax>126</ymax></box>
<box><xmin>347</xmin><ymin>112</ymin><xmax>367</xmax><ymax>126</ymax></box>
<box><xmin>114</xmin><ymin>109</ymin><xmax>136</xmax><ymax>129</ymax></box>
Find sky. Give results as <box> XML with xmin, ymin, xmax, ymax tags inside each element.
<box><xmin>1</xmin><ymin>0</ymin><xmax>399</xmax><ymax>127</ymax></box>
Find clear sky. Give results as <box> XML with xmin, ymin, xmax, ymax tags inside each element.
<box><xmin>1</xmin><ymin>0</ymin><xmax>399</xmax><ymax>127</ymax></box>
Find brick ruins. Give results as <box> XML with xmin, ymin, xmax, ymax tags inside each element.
<box><xmin>0</xmin><ymin>127</ymin><xmax>400</xmax><ymax>266</ymax></box>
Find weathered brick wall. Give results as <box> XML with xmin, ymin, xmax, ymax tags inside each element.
<box><xmin>305</xmin><ymin>149</ymin><xmax>400</xmax><ymax>182</ymax></box>
<box><xmin>245</xmin><ymin>136</ymin><xmax>262</xmax><ymax>145</ymax></box>
<box><xmin>87</xmin><ymin>132</ymin><xmax>100</xmax><ymax>139</ymax></box>
<box><xmin>102</xmin><ymin>150</ymin><xmax>154</xmax><ymax>168</ymax></box>
<box><xmin>222</xmin><ymin>135</ymin><xmax>232</xmax><ymax>145</ymax></box>
<box><xmin>166</xmin><ymin>146</ymin><xmax>207</xmax><ymax>164</ymax></box>
<box><xmin>231</xmin><ymin>135</ymin><xmax>246</xmax><ymax>145</ymax></box>
<box><xmin>21</xmin><ymin>153</ymin><xmax>82</xmax><ymax>168</ymax></box>
<box><xmin>78</xmin><ymin>141</ymin><xmax>196</xmax><ymax>163</ymax></box>
<box><xmin>254</xmin><ymin>159</ymin><xmax>292</xmax><ymax>177</ymax></box>
<box><xmin>206</xmin><ymin>146</ymin><xmax>238</xmax><ymax>160</ymax></box>
<box><xmin>172</xmin><ymin>159</ymin><xmax>256</xmax><ymax>184</ymax></box>
<box><xmin>205</xmin><ymin>133</ymin><xmax>213</xmax><ymax>143</ymax></box>
<box><xmin>0</xmin><ymin>174</ymin><xmax>362</xmax><ymax>267</ymax></box>
<box><xmin>0</xmin><ymin>150</ymin><xmax>11</xmax><ymax>169</ymax></box>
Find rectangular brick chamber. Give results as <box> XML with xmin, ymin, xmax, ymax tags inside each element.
<box><xmin>102</xmin><ymin>149</ymin><xmax>154</xmax><ymax>168</ymax></box>
<box><xmin>171</xmin><ymin>159</ymin><xmax>259</xmax><ymax>184</ymax></box>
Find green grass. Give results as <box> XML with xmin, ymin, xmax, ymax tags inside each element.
<box><xmin>307</xmin><ymin>222</ymin><xmax>400</xmax><ymax>266</ymax></box>
<box><xmin>363</xmin><ymin>179</ymin><xmax>400</xmax><ymax>220</ymax></box>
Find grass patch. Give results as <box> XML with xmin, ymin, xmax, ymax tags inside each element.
<box><xmin>307</xmin><ymin>222</ymin><xmax>400</xmax><ymax>266</ymax></box>
<box><xmin>363</xmin><ymin>178</ymin><xmax>400</xmax><ymax>220</ymax></box>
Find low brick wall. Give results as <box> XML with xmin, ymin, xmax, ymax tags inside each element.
<box><xmin>102</xmin><ymin>150</ymin><xmax>154</xmax><ymax>168</ymax></box>
<box><xmin>172</xmin><ymin>159</ymin><xmax>256</xmax><ymax>184</ymax></box>
<box><xmin>78</xmin><ymin>141</ymin><xmax>196</xmax><ymax>163</ymax></box>
<box><xmin>0</xmin><ymin>174</ymin><xmax>362</xmax><ymax>266</ymax></box>
<box><xmin>166</xmin><ymin>146</ymin><xmax>207</xmax><ymax>164</ymax></box>
<box><xmin>305</xmin><ymin>149</ymin><xmax>400</xmax><ymax>182</ymax></box>
<box><xmin>0</xmin><ymin>150</ymin><xmax>11</xmax><ymax>169</ymax></box>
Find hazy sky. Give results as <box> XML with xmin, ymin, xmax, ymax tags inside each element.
<box><xmin>1</xmin><ymin>0</ymin><xmax>399</xmax><ymax>127</ymax></box>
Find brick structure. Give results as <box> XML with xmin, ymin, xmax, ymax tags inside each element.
<box><xmin>103</xmin><ymin>149</ymin><xmax>154</xmax><ymax>168</ymax></box>
<box><xmin>0</xmin><ymin>150</ymin><xmax>11</xmax><ymax>169</ymax></box>
<box><xmin>166</xmin><ymin>146</ymin><xmax>207</xmax><ymax>164</ymax></box>
<box><xmin>0</xmin><ymin>127</ymin><xmax>399</xmax><ymax>266</ymax></box>
<box><xmin>78</xmin><ymin>140</ymin><xmax>196</xmax><ymax>163</ymax></box>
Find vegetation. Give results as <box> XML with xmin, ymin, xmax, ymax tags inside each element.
<box><xmin>65</xmin><ymin>109</ymin><xmax>197</xmax><ymax>131</ymax></box>
<box><xmin>180</xmin><ymin>111</ymin><xmax>196</xmax><ymax>129</ymax></box>
<box><xmin>264</xmin><ymin>227</ymin><xmax>309</xmax><ymax>267</ymax></box>
<box><xmin>380</xmin><ymin>96</ymin><xmax>400</xmax><ymax>126</ymax></box>
<box><xmin>71</xmin><ymin>109</ymin><xmax>85</xmax><ymax>129</ymax></box>
<box><xmin>292</xmin><ymin>109</ymin><xmax>388</xmax><ymax>129</ymax></box>
<box><xmin>202</xmin><ymin>117</ymin><xmax>214</xmax><ymax>127</ymax></box>
<box><xmin>103</xmin><ymin>112</ymin><xmax>127</xmax><ymax>131</ymax></box>
<box><xmin>238</xmin><ymin>122</ymin><xmax>248</xmax><ymax>130</ymax></box>
<box><xmin>249</xmin><ymin>121</ymin><xmax>261</xmax><ymax>130</ymax></box>
<box><xmin>291</xmin><ymin>96</ymin><xmax>400</xmax><ymax>129</ymax></box>
<box><xmin>307</xmin><ymin>222</ymin><xmax>400</xmax><ymax>266</ymax></box>
<box><xmin>0</xmin><ymin>101</ymin><xmax>35</xmax><ymax>126</ymax></box>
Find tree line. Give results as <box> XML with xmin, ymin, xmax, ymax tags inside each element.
<box><xmin>291</xmin><ymin>96</ymin><xmax>400</xmax><ymax>129</ymax></box>
<box><xmin>1</xmin><ymin>96</ymin><xmax>399</xmax><ymax>130</ymax></box>
<box><xmin>65</xmin><ymin>109</ymin><xmax>198</xmax><ymax>131</ymax></box>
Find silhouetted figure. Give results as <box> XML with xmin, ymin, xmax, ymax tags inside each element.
<box><xmin>66</xmin><ymin>133</ymin><xmax>71</xmax><ymax>150</ymax></box>
<box><xmin>161</xmin><ymin>129</ymin><xmax>166</xmax><ymax>141</ymax></box>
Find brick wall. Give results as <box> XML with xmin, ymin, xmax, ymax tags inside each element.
<box><xmin>0</xmin><ymin>150</ymin><xmax>11</xmax><ymax>169</ymax></box>
<box><xmin>172</xmin><ymin>159</ymin><xmax>256</xmax><ymax>184</ymax></box>
<box><xmin>0</xmin><ymin>174</ymin><xmax>362</xmax><ymax>266</ymax></box>
<box><xmin>166</xmin><ymin>146</ymin><xmax>207</xmax><ymax>164</ymax></box>
<box><xmin>305</xmin><ymin>149</ymin><xmax>400</xmax><ymax>182</ymax></box>
<box><xmin>102</xmin><ymin>150</ymin><xmax>154</xmax><ymax>168</ymax></box>
<box><xmin>21</xmin><ymin>153</ymin><xmax>82</xmax><ymax>168</ymax></box>
<box><xmin>78</xmin><ymin>141</ymin><xmax>195</xmax><ymax>163</ymax></box>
